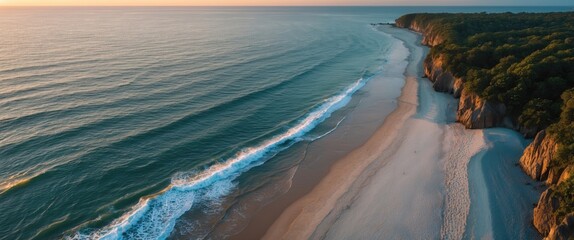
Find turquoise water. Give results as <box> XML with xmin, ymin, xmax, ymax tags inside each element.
<box><xmin>0</xmin><ymin>6</ymin><xmax>569</xmax><ymax>240</ymax></box>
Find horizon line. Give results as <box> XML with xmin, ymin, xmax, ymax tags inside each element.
<box><xmin>1</xmin><ymin>5</ymin><xmax>573</xmax><ymax>7</ymax></box>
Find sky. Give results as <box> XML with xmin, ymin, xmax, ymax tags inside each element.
<box><xmin>0</xmin><ymin>0</ymin><xmax>572</xmax><ymax>6</ymax></box>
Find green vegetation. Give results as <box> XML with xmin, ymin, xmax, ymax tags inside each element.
<box><xmin>549</xmin><ymin>89</ymin><xmax>574</xmax><ymax>173</ymax></box>
<box><xmin>397</xmin><ymin>12</ymin><xmax>574</xmax><ymax>130</ymax></box>
<box><xmin>543</xmin><ymin>83</ymin><xmax>574</xmax><ymax>220</ymax></box>
<box><xmin>397</xmin><ymin>12</ymin><xmax>574</xmax><ymax>221</ymax></box>
<box><xmin>552</xmin><ymin>177</ymin><xmax>574</xmax><ymax>219</ymax></box>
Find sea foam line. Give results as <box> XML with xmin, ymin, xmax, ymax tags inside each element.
<box><xmin>70</xmin><ymin>77</ymin><xmax>369</xmax><ymax>240</ymax></box>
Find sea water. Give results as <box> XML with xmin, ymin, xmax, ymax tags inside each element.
<box><xmin>0</xmin><ymin>6</ymin><xmax>568</xmax><ymax>240</ymax></box>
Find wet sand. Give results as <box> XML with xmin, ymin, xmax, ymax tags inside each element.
<box><xmin>260</xmin><ymin>24</ymin><xmax>450</xmax><ymax>240</ymax></box>
<box><xmin>231</xmin><ymin>25</ymin><xmax>542</xmax><ymax>240</ymax></box>
<box><xmin>228</xmin><ymin>26</ymin><xmax>411</xmax><ymax>240</ymax></box>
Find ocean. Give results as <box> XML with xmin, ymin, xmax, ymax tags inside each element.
<box><xmin>0</xmin><ymin>6</ymin><xmax>569</xmax><ymax>240</ymax></box>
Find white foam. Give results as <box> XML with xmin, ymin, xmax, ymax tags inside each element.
<box><xmin>70</xmin><ymin>77</ymin><xmax>369</xmax><ymax>240</ymax></box>
<box><xmin>305</xmin><ymin>116</ymin><xmax>347</xmax><ymax>142</ymax></box>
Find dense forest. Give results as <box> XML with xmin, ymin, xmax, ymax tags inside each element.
<box><xmin>397</xmin><ymin>12</ymin><xmax>574</xmax><ymax>129</ymax></box>
<box><xmin>396</xmin><ymin>12</ymin><xmax>574</xmax><ymax>230</ymax></box>
<box><xmin>549</xmin><ymin>89</ymin><xmax>574</xmax><ymax>219</ymax></box>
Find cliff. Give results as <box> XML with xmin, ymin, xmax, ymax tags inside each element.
<box><xmin>456</xmin><ymin>89</ymin><xmax>512</xmax><ymax>129</ymax></box>
<box><xmin>520</xmin><ymin>130</ymin><xmax>574</xmax><ymax>239</ymax></box>
<box><xmin>395</xmin><ymin>15</ymin><xmax>574</xmax><ymax>239</ymax></box>
<box><xmin>534</xmin><ymin>189</ymin><xmax>561</xmax><ymax>236</ymax></box>
<box><xmin>420</xmin><ymin>41</ymin><xmax>517</xmax><ymax>133</ymax></box>
<box><xmin>519</xmin><ymin>130</ymin><xmax>569</xmax><ymax>185</ymax></box>
<box><xmin>535</xmin><ymin>189</ymin><xmax>574</xmax><ymax>239</ymax></box>
<box><xmin>423</xmin><ymin>54</ymin><xmax>463</xmax><ymax>97</ymax></box>
<box><xmin>397</xmin><ymin>18</ymin><xmax>523</xmax><ymax>135</ymax></box>
<box><xmin>395</xmin><ymin>20</ymin><xmax>445</xmax><ymax>46</ymax></box>
<box><xmin>547</xmin><ymin>213</ymin><xmax>574</xmax><ymax>240</ymax></box>
<box><xmin>424</xmin><ymin>54</ymin><xmax>543</xmax><ymax>136</ymax></box>
<box><xmin>520</xmin><ymin>131</ymin><xmax>558</xmax><ymax>184</ymax></box>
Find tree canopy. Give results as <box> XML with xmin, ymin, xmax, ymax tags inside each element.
<box><xmin>397</xmin><ymin>12</ymin><xmax>574</xmax><ymax>130</ymax></box>
<box><xmin>397</xmin><ymin>12</ymin><xmax>574</xmax><ymax>219</ymax></box>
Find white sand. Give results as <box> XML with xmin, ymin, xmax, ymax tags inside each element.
<box><xmin>261</xmin><ymin>25</ymin><xmax>538</xmax><ymax>240</ymax></box>
<box><xmin>318</xmin><ymin>27</ymin><xmax>486</xmax><ymax>240</ymax></box>
<box><xmin>441</xmin><ymin>123</ymin><xmax>484</xmax><ymax>239</ymax></box>
<box><xmin>261</xmin><ymin>26</ymin><xmax>419</xmax><ymax>240</ymax></box>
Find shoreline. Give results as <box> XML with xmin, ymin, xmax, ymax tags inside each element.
<box><xmin>260</xmin><ymin>26</ymin><xmax>424</xmax><ymax>239</ymax></box>
<box><xmin>232</xmin><ymin>24</ymin><xmax>540</xmax><ymax>239</ymax></box>
<box><xmin>228</xmin><ymin>26</ymin><xmax>412</xmax><ymax>240</ymax></box>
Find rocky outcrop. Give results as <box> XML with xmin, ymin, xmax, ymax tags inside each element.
<box><xmin>398</xmin><ymin>20</ymin><xmax>545</xmax><ymax>137</ymax></box>
<box><xmin>521</xmin><ymin>131</ymin><xmax>573</xmax><ymax>239</ymax></box>
<box><xmin>396</xmin><ymin>18</ymin><xmax>572</xmax><ymax>239</ymax></box>
<box><xmin>547</xmin><ymin>213</ymin><xmax>574</xmax><ymax>240</ymax></box>
<box><xmin>422</xmin><ymin>53</ymin><xmax>511</xmax><ymax>130</ymax></box>
<box><xmin>423</xmin><ymin>55</ymin><xmax>463</xmax><ymax>97</ymax></box>
<box><xmin>534</xmin><ymin>189</ymin><xmax>561</xmax><ymax>236</ymax></box>
<box><xmin>456</xmin><ymin>89</ymin><xmax>512</xmax><ymax>130</ymax></box>
<box><xmin>394</xmin><ymin>21</ymin><xmax>445</xmax><ymax>46</ymax></box>
<box><xmin>519</xmin><ymin>130</ymin><xmax>559</xmax><ymax>183</ymax></box>
<box><xmin>558</xmin><ymin>166</ymin><xmax>574</xmax><ymax>185</ymax></box>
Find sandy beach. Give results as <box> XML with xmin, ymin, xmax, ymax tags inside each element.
<box><xmin>260</xmin><ymin>25</ymin><xmax>455</xmax><ymax>239</ymax></box>
<box><xmin>261</xmin><ymin>36</ymin><xmax>420</xmax><ymax>240</ymax></box>
<box><xmin>3</xmin><ymin>8</ymin><xmax>566</xmax><ymax>240</ymax></box>
<box><xmin>231</xmin><ymin>25</ymin><xmax>541</xmax><ymax>240</ymax></box>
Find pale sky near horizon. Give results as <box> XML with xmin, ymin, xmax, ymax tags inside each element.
<box><xmin>0</xmin><ymin>0</ymin><xmax>571</xmax><ymax>6</ymax></box>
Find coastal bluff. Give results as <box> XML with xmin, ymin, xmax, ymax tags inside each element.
<box><xmin>396</xmin><ymin>16</ymin><xmax>524</xmax><ymax>135</ymax></box>
<box><xmin>522</xmin><ymin>130</ymin><xmax>574</xmax><ymax>238</ymax></box>
<box><xmin>423</xmin><ymin>52</ymin><xmax>513</xmax><ymax>131</ymax></box>
<box><xmin>395</xmin><ymin>12</ymin><xmax>574</xmax><ymax>239</ymax></box>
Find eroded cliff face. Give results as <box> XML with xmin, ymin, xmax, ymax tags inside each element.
<box><xmin>535</xmin><ymin>189</ymin><xmax>561</xmax><ymax>236</ymax></box>
<box><xmin>520</xmin><ymin>130</ymin><xmax>559</xmax><ymax>183</ymax></box>
<box><xmin>547</xmin><ymin>213</ymin><xmax>574</xmax><ymax>240</ymax></box>
<box><xmin>456</xmin><ymin>89</ymin><xmax>512</xmax><ymax>130</ymax></box>
<box><xmin>519</xmin><ymin>130</ymin><xmax>574</xmax><ymax>239</ymax></box>
<box><xmin>422</xmin><ymin>53</ymin><xmax>512</xmax><ymax>130</ymax></box>
<box><xmin>423</xmin><ymin>55</ymin><xmax>463</xmax><ymax>97</ymax></box>
<box><xmin>558</xmin><ymin>166</ymin><xmax>574</xmax><ymax>185</ymax></box>
<box><xmin>396</xmin><ymin>20</ymin><xmax>572</xmax><ymax>239</ymax></box>
<box><xmin>535</xmin><ymin>190</ymin><xmax>574</xmax><ymax>240</ymax></box>
<box><xmin>399</xmin><ymin>21</ymin><xmax>536</xmax><ymax>135</ymax></box>
<box><xmin>394</xmin><ymin>21</ymin><xmax>445</xmax><ymax>46</ymax></box>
